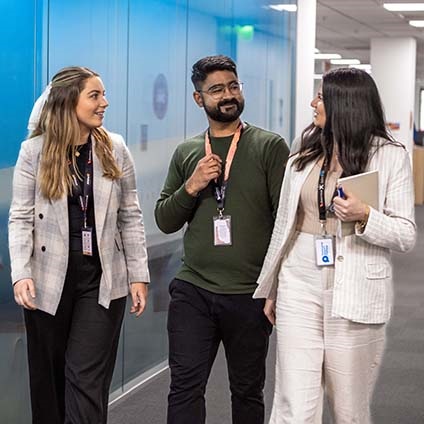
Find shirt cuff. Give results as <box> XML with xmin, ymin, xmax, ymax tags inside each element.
<box><xmin>174</xmin><ymin>184</ymin><xmax>199</xmax><ymax>209</ymax></box>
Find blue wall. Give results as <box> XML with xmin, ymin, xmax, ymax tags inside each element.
<box><xmin>0</xmin><ymin>0</ymin><xmax>40</xmax><ymax>168</ymax></box>
<box><xmin>0</xmin><ymin>0</ymin><xmax>296</xmax><ymax>421</ymax></box>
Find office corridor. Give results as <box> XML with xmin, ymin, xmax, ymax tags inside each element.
<box><xmin>109</xmin><ymin>206</ymin><xmax>424</xmax><ymax>424</ymax></box>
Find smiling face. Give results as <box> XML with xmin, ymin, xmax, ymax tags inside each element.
<box><xmin>311</xmin><ymin>87</ymin><xmax>326</xmax><ymax>129</ymax></box>
<box><xmin>76</xmin><ymin>76</ymin><xmax>108</xmax><ymax>139</ymax></box>
<box><xmin>193</xmin><ymin>70</ymin><xmax>245</xmax><ymax>123</ymax></box>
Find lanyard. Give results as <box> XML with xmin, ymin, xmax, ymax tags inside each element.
<box><xmin>68</xmin><ymin>139</ymin><xmax>93</xmax><ymax>229</ymax></box>
<box><xmin>204</xmin><ymin>122</ymin><xmax>243</xmax><ymax>215</ymax></box>
<box><xmin>318</xmin><ymin>159</ymin><xmax>329</xmax><ymax>234</ymax></box>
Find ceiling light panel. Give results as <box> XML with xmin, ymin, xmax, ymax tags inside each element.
<box><xmin>330</xmin><ymin>59</ymin><xmax>361</xmax><ymax>65</ymax></box>
<box><xmin>314</xmin><ymin>53</ymin><xmax>342</xmax><ymax>60</ymax></box>
<box><xmin>268</xmin><ymin>4</ymin><xmax>297</xmax><ymax>12</ymax></box>
<box><xmin>384</xmin><ymin>3</ymin><xmax>424</xmax><ymax>12</ymax></box>
<box><xmin>410</xmin><ymin>20</ymin><xmax>424</xmax><ymax>26</ymax></box>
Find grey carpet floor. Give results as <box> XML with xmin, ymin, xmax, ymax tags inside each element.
<box><xmin>109</xmin><ymin>206</ymin><xmax>424</xmax><ymax>424</ymax></box>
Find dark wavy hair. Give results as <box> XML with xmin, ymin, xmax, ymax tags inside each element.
<box><xmin>293</xmin><ymin>67</ymin><xmax>398</xmax><ymax>175</ymax></box>
<box><xmin>191</xmin><ymin>55</ymin><xmax>238</xmax><ymax>90</ymax></box>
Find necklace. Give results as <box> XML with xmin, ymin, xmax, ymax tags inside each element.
<box><xmin>74</xmin><ymin>144</ymin><xmax>85</xmax><ymax>157</ymax></box>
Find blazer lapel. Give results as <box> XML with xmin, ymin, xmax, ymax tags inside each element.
<box><xmin>272</xmin><ymin>160</ymin><xmax>316</xmax><ymax>261</ymax></box>
<box><xmin>287</xmin><ymin>160</ymin><xmax>316</xmax><ymax>225</ymax></box>
<box><xmin>93</xmin><ymin>144</ymin><xmax>113</xmax><ymax>241</ymax></box>
<box><xmin>278</xmin><ymin>160</ymin><xmax>316</xmax><ymax>257</ymax></box>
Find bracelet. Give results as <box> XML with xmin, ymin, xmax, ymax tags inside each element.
<box><xmin>357</xmin><ymin>204</ymin><xmax>370</xmax><ymax>229</ymax></box>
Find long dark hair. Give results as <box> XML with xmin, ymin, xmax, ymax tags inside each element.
<box><xmin>294</xmin><ymin>67</ymin><xmax>398</xmax><ymax>175</ymax></box>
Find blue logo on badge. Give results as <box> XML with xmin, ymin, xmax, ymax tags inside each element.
<box><xmin>321</xmin><ymin>244</ymin><xmax>329</xmax><ymax>262</ymax></box>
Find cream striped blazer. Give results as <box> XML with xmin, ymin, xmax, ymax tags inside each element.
<box><xmin>253</xmin><ymin>139</ymin><xmax>416</xmax><ymax>324</ymax></box>
<box><xmin>8</xmin><ymin>132</ymin><xmax>150</xmax><ymax>316</ymax></box>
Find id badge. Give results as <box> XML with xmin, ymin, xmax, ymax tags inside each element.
<box><xmin>82</xmin><ymin>227</ymin><xmax>93</xmax><ymax>256</ymax></box>
<box><xmin>213</xmin><ymin>215</ymin><xmax>232</xmax><ymax>246</ymax></box>
<box><xmin>314</xmin><ymin>235</ymin><xmax>334</xmax><ymax>266</ymax></box>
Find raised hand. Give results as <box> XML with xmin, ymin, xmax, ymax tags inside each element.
<box><xmin>185</xmin><ymin>154</ymin><xmax>222</xmax><ymax>197</ymax></box>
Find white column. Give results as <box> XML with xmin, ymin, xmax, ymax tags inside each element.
<box><xmin>295</xmin><ymin>0</ymin><xmax>317</xmax><ymax>138</ymax></box>
<box><xmin>370</xmin><ymin>38</ymin><xmax>416</xmax><ymax>154</ymax></box>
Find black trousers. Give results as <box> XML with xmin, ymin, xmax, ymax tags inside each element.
<box><xmin>24</xmin><ymin>251</ymin><xmax>126</xmax><ymax>424</ymax></box>
<box><xmin>167</xmin><ymin>279</ymin><xmax>272</xmax><ymax>424</ymax></box>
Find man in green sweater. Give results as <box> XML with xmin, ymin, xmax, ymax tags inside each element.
<box><xmin>155</xmin><ymin>55</ymin><xmax>290</xmax><ymax>424</ymax></box>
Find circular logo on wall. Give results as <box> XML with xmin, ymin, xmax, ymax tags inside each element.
<box><xmin>153</xmin><ymin>73</ymin><xmax>168</xmax><ymax>120</ymax></box>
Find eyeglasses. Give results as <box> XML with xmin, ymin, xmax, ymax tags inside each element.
<box><xmin>198</xmin><ymin>81</ymin><xmax>243</xmax><ymax>99</ymax></box>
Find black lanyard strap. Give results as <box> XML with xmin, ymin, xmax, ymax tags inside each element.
<box><xmin>68</xmin><ymin>139</ymin><xmax>93</xmax><ymax>228</ymax></box>
<box><xmin>318</xmin><ymin>160</ymin><xmax>328</xmax><ymax>223</ymax></box>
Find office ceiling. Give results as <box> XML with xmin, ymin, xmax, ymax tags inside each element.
<box><xmin>316</xmin><ymin>0</ymin><xmax>424</xmax><ymax>80</ymax></box>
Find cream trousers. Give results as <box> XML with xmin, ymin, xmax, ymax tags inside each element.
<box><xmin>270</xmin><ymin>232</ymin><xmax>386</xmax><ymax>424</ymax></box>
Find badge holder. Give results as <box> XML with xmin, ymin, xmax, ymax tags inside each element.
<box><xmin>213</xmin><ymin>210</ymin><xmax>232</xmax><ymax>246</ymax></box>
<box><xmin>314</xmin><ymin>223</ymin><xmax>334</xmax><ymax>266</ymax></box>
<box><xmin>82</xmin><ymin>226</ymin><xmax>93</xmax><ymax>256</ymax></box>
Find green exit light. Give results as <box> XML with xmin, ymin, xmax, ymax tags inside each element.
<box><xmin>235</xmin><ymin>25</ymin><xmax>254</xmax><ymax>40</ymax></box>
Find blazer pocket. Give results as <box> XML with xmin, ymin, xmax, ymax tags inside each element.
<box><xmin>114</xmin><ymin>239</ymin><xmax>121</xmax><ymax>251</ymax></box>
<box><xmin>366</xmin><ymin>263</ymin><xmax>391</xmax><ymax>280</ymax></box>
<box><xmin>114</xmin><ymin>232</ymin><xmax>124</xmax><ymax>252</ymax></box>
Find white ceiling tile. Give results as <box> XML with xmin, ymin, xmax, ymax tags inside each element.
<box><xmin>316</xmin><ymin>0</ymin><xmax>424</xmax><ymax>77</ymax></box>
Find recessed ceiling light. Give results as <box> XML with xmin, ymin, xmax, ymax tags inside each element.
<box><xmin>349</xmin><ymin>64</ymin><xmax>372</xmax><ymax>71</ymax></box>
<box><xmin>384</xmin><ymin>3</ymin><xmax>424</xmax><ymax>12</ymax></box>
<box><xmin>268</xmin><ymin>4</ymin><xmax>297</xmax><ymax>12</ymax></box>
<box><xmin>409</xmin><ymin>20</ymin><xmax>424</xmax><ymax>27</ymax></box>
<box><xmin>330</xmin><ymin>59</ymin><xmax>361</xmax><ymax>65</ymax></box>
<box><xmin>314</xmin><ymin>53</ymin><xmax>342</xmax><ymax>60</ymax></box>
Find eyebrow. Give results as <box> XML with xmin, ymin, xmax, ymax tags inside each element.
<box><xmin>207</xmin><ymin>80</ymin><xmax>238</xmax><ymax>89</ymax></box>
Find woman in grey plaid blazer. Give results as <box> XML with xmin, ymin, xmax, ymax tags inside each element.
<box><xmin>8</xmin><ymin>67</ymin><xmax>150</xmax><ymax>424</ymax></box>
<box><xmin>254</xmin><ymin>68</ymin><xmax>416</xmax><ymax>423</ymax></box>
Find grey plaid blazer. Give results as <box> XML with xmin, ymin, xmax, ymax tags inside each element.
<box><xmin>253</xmin><ymin>139</ymin><xmax>416</xmax><ymax>324</ymax></box>
<box><xmin>8</xmin><ymin>132</ymin><xmax>150</xmax><ymax>316</ymax></box>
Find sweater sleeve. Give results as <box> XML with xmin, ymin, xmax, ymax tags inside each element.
<box><xmin>154</xmin><ymin>147</ymin><xmax>198</xmax><ymax>234</ymax></box>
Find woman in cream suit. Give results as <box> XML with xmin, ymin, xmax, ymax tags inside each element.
<box><xmin>254</xmin><ymin>68</ymin><xmax>416</xmax><ymax>423</ymax></box>
<box><xmin>8</xmin><ymin>67</ymin><xmax>150</xmax><ymax>424</ymax></box>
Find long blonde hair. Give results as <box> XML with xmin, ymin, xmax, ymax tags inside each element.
<box><xmin>32</xmin><ymin>66</ymin><xmax>121</xmax><ymax>200</ymax></box>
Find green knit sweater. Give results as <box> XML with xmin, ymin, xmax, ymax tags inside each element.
<box><xmin>155</xmin><ymin>123</ymin><xmax>290</xmax><ymax>294</ymax></box>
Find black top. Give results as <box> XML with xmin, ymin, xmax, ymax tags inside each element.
<box><xmin>68</xmin><ymin>142</ymin><xmax>98</xmax><ymax>253</ymax></box>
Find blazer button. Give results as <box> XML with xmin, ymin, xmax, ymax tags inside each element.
<box><xmin>41</xmin><ymin>246</ymin><xmax>46</xmax><ymax>252</ymax></box>
<box><xmin>39</xmin><ymin>213</ymin><xmax>44</xmax><ymax>219</ymax></box>
<box><xmin>337</xmin><ymin>255</ymin><xmax>344</xmax><ymax>262</ymax></box>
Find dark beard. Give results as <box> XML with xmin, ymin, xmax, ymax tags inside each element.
<box><xmin>204</xmin><ymin>98</ymin><xmax>245</xmax><ymax>123</ymax></box>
